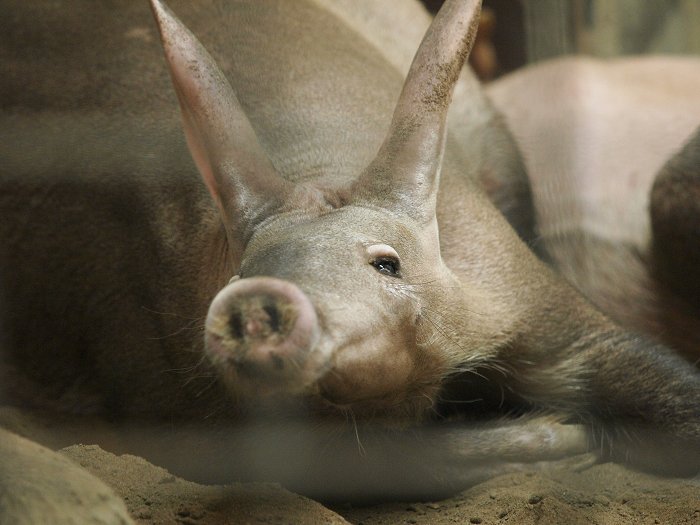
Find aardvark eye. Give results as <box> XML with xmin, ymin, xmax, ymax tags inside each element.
<box><xmin>371</xmin><ymin>256</ymin><xmax>401</xmax><ymax>277</ymax></box>
<box><xmin>366</xmin><ymin>243</ymin><xmax>402</xmax><ymax>278</ymax></box>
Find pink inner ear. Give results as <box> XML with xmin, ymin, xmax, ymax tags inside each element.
<box><xmin>178</xmin><ymin>87</ymin><xmax>223</xmax><ymax>211</ymax></box>
<box><xmin>151</xmin><ymin>0</ymin><xmax>230</xmax><ymax>209</ymax></box>
<box><xmin>183</xmin><ymin>121</ymin><xmax>222</xmax><ymax>210</ymax></box>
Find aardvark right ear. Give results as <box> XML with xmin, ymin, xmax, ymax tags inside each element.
<box><xmin>351</xmin><ymin>0</ymin><xmax>482</xmax><ymax>225</ymax></box>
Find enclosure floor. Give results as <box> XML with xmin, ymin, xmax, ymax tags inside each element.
<box><xmin>59</xmin><ymin>443</ymin><xmax>699</xmax><ymax>525</ymax></box>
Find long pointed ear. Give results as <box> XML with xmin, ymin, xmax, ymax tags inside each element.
<box><xmin>149</xmin><ymin>0</ymin><xmax>295</xmax><ymax>244</ymax></box>
<box><xmin>351</xmin><ymin>0</ymin><xmax>481</xmax><ymax>223</ymax></box>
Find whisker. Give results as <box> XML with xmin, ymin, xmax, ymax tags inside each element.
<box><xmin>437</xmin><ymin>397</ymin><xmax>484</xmax><ymax>404</ymax></box>
<box><xmin>147</xmin><ymin>316</ymin><xmax>206</xmax><ymax>340</ymax></box>
<box><xmin>349</xmin><ymin>409</ymin><xmax>366</xmax><ymax>457</ymax></box>
<box><xmin>194</xmin><ymin>376</ymin><xmax>220</xmax><ymax>398</ymax></box>
<box><xmin>141</xmin><ymin>306</ymin><xmax>204</xmax><ymax>321</ymax></box>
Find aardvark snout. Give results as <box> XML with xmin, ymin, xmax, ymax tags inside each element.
<box><xmin>205</xmin><ymin>276</ymin><xmax>321</xmax><ymax>394</ymax></box>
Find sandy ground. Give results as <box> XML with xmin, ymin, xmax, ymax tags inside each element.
<box><xmin>336</xmin><ymin>463</ymin><xmax>700</xmax><ymax>525</ymax></box>
<box><xmin>1</xmin><ymin>407</ymin><xmax>698</xmax><ymax>523</ymax></box>
<box><xmin>55</xmin><ymin>443</ymin><xmax>699</xmax><ymax>525</ymax></box>
<box><xmin>59</xmin><ymin>444</ymin><xmax>348</xmax><ymax>525</ymax></box>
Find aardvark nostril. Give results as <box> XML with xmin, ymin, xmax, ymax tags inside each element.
<box><xmin>225</xmin><ymin>296</ymin><xmax>290</xmax><ymax>341</ymax></box>
<box><xmin>263</xmin><ymin>303</ymin><xmax>281</xmax><ymax>333</ymax></box>
<box><xmin>229</xmin><ymin>309</ymin><xmax>244</xmax><ymax>339</ymax></box>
